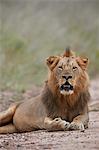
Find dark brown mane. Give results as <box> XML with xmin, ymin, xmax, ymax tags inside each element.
<box><xmin>63</xmin><ymin>47</ymin><xmax>75</xmax><ymax>57</ymax></box>
<box><xmin>42</xmin><ymin>75</ymin><xmax>90</xmax><ymax>122</ymax></box>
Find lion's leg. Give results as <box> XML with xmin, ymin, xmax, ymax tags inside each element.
<box><xmin>0</xmin><ymin>123</ymin><xmax>17</xmax><ymax>134</ymax></box>
<box><xmin>0</xmin><ymin>102</ymin><xmax>20</xmax><ymax>126</ymax></box>
<box><xmin>44</xmin><ymin>117</ymin><xmax>70</xmax><ymax>131</ymax></box>
<box><xmin>69</xmin><ymin>113</ymin><xmax>89</xmax><ymax>131</ymax></box>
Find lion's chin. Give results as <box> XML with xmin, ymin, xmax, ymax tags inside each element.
<box><xmin>60</xmin><ymin>90</ymin><xmax>74</xmax><ymax>95</ymax></box>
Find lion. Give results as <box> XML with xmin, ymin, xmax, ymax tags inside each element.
<box><xmin>0</xmin><ymin>48</ymin><xmax>99</xmax><ymax>134</ymax></box>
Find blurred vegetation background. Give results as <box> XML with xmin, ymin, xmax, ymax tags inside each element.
<box><xmin>0</xmin><ymin>0</ymin><xmax>99</xmax><ymax>92</ymax></box>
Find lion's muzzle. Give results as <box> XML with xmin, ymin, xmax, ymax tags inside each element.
<box><xmin>59</xmin><ymin>75</ymin><xmax>74</xmax><ymax>95</ymax></box>
<box><xmin>60</xmin><ymin>81</ymin><xmax>73</xmax><ymax>92</ymax></box>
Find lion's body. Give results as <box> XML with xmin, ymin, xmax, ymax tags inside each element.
<box><xmin>13</xmin><ymin>96</ymin><xmax>46</xmax><ymax>132</ymax></box>
<box><xmin>0</xmin><ymin>48</ymin><xmax>97</xmax><ymax>134</ymax></box>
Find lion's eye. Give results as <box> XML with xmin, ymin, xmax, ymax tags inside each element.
<box><xmin>58</xmin><ymin>66</ymin><xmax>63</xmax><ymax>70</ymax></box>
<box><xmin>72</xmin><ymin>66</ymin><xmax>77</xmax><ymax>71</ymax></box>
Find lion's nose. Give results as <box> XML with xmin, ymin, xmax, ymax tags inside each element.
<box><xmin>62</xmin><ymin>75</ymin><xmax>72</xmax><ymax>80</ymax></box>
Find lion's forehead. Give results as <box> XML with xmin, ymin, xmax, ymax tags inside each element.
<box><xmin>58</xmin><ymin>57</ymin><xmax>77</xmax><ymax>67</ymax></box>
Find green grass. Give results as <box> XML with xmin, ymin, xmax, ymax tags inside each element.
<box><xmin>0</xmin><ymin>32</ymin><xmax>48</xmax><ymax>91</ymax></box>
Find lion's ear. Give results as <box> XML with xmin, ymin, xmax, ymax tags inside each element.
<box><xmin>76</xmin><ymin>57</ymin><xmax>89</xmax><ymax>70</ymax></box>
<box><xmin>46</xmin><ymin>56</ymin><xmax>60</xmax><ymax>70</ymax></box>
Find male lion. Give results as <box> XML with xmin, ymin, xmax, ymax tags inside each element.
<box><xmin>0</xmin><ymin>48</ymin><xmax>98</xmax><ymax>133</ymax></box>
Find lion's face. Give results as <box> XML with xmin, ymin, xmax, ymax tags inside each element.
<box><xmin>46</xmin><ymin>49</ymin><xmax>89</xmax><ymax>96</ymax></box>
<box><xmin>55</xmin><ymin>57</ymin><xmax>80</xmax><ymax>95</ymax></box>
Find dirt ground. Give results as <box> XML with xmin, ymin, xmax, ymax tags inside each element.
<box><xmin>0</xmin><ymin>79</ymin><xmax>99</xmax><ymax>150</ymax></box>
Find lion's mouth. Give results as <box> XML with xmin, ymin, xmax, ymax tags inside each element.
<box><xmin>60</xmin><ymin>81</ymin><xmax>74</xmax><ymax>95</ymax></box>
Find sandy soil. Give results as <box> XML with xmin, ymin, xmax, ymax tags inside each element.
<box><xmin>0</xmin><ymin>79</ymin><xmax>99</xmax><ymax>150</ymax></box>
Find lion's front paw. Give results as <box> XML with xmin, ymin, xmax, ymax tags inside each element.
<box><xmin>69</xmin><ymin>121</ymin><xmax>85</xmax><ymax>131</ymax></box>
<box><xmin>64</xmin><ymin>121</ymin><xmax>71</xmax><ymax>130</ymax></box>
<box><xmin>44</xmin><ymin>117</ymin><xmax>70</xmax><ymax>131</ymax></box>
<box><xmin>53</xmin><ymin>118</ymin><xmax>70</xmax><ymax>130</ymax></box>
